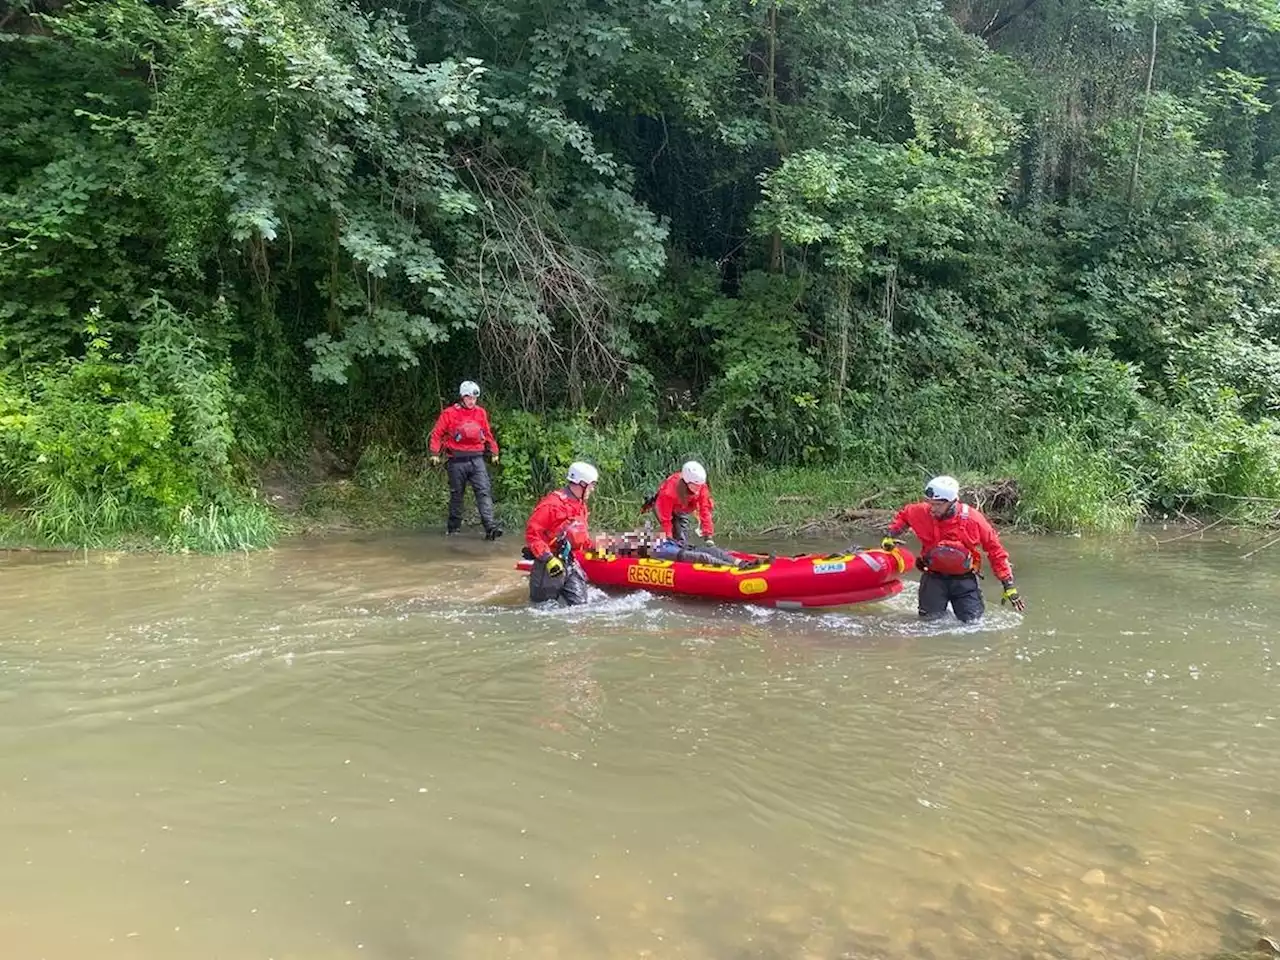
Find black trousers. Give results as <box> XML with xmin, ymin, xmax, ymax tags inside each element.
<box><xmin>917</xmin><ymin>572</ymin><xmax>985</xmax><ymax>623</ymax></box>
<box><xmin>529</xmin><ymin>557</ymin><xmax>589</xmax><ymax>606</ymax></box>
<box><xmin>670</xmin><ymin>512</ymin><xmax>693</xmax><ymax>544</ymax></box>
<box><xmin>446</xmin><ymin>456</ymin><xmax>497</xmax><ymax>533</ymax></box>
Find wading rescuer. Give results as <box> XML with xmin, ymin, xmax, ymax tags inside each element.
<box><xmin>882</xmin><ymin>475</ymin><xmax>1027</xmax><ymax>622</ymax></box>
<box><xmin>429</xmin><ymin>380</ymin><xmax>501</xmax><ymax>540</ymax></box>
<box><xmin>525</xmin><ymin>461</ymin><xmax>598</xmax><ymax>606</ymax></box>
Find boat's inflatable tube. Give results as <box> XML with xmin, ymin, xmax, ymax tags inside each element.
<box><xmin>515</xmin><ymin>546</ymin><xmax>915</xmax><ymax>609</ymax></box>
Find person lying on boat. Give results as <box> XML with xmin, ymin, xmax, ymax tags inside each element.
<box><xmin>525</xmin><ymin>461</ymin><xmax>598</xmax><ymax>607</ymax></box>
<box><xmin>882</xmin><ymin>475</ymin><xmax>1026</xmax><ymax>623</ymax></box>
<box><xmin>591</xmin><ymin>529</ymin><xmax>764</xmax><ymax>569</ymax></box>
<box><xmin>646</xmin><ymin>536</ymin><xmax>770</xmax><ymax>570</ymax></box>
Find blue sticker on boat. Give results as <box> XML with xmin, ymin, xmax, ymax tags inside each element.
<box><xmin>813</xmin><ymin>561</ymin><xmax>846</xmax><ymax>574</ymax></box>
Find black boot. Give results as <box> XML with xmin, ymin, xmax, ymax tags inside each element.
<box><xmin>484</xmin><ymin>526</ymin><xmax>503</xmax><ymax>541</ymax></box>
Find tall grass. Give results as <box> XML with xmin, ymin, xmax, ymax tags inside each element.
<box><xmin>1142</xmin><ymin>399</ymin><xmax>1280</xmax><ymax>525</ymax></box>
<box><xmin>166</xmin><ymin>501</ymin><xmax>279</xmax><ymax>552</ymax></box>
<box><xmin>26</xmin><ymin>485</ymin><xmax>146</xmax><ymax>547</ymax></box>
<box><xmin>299</xmin><ymin>445</ymin><xmax>445</xmax><ymax>531</ymax></box>
<box><xmin>1014</xmin><ymin>434</ymin><xmax>1143</xmax><ymax>533</ymax></box>
<box><xmin>0</xmin><ymin>492</ymin><xmax>280</xmax><ymax>553</ymax></box>
<box><xmin>621</xmin><ymin>416</ymin><xmax>738</xmax><ymax>491</ymax></box>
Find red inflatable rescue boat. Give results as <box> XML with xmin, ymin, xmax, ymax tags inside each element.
<box><xmin>515</xmin><ymin>545</ymin><xmax>915</xmax><ymax>610</ymax></box>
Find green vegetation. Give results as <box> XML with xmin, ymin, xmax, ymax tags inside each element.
<box><xmin>291</xmin><ymin>454</ymin><xmax>905</xmax><ymax>541</ymax></box>
<box><xmin>1014</xmin><ymin>434</ymin><xmax>1144</xmax><ymax>534</ymax></box>
<box><xmin>4</xmin><ymin>0</ymin><xmax>1280</xmax><ymax>548</ymax></box>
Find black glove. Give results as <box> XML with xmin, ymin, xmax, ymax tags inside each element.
<box><xmin>881</xmin><ymin>535</ymin><xmax>903</xmax><ymax>551</ymax></box>
<box><xmin>1001</xmin><ymin>580</ymin><xmax>1026</xmax><ymax>612</ymax></box>
<box><xmin>545</xmin><ymin>556</ymin><xmax>565</xmax><ymax>577</ymax></box>
<box><xmin>915</xmin><ymin>554</ymin><xmax>928</xmax><ymax>572</ymax></box>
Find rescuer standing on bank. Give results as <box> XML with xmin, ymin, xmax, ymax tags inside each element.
<box><xmin>429</xmin><ymin>380</ymin><xmax>502</xmax><ymax>540</ymax></box>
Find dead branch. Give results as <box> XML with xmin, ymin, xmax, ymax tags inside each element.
<box><xmin>982</xmin><ymin>0</ymin><xmax>1044</xmax><ymax>40</ymax></box>
<box><xmin>851</xmin><ymin>489</ymin><xmax>884</xmax><ymax>510</ymax></box>
<box><xmin>453</xmin><ymin>147</ymin><xmax>628</xmax><ymax>408</ymax></box>
<box><xmin>1156</xmin><ymin>514</ymin><xmax>1227</xmax><ymax>545</ymax></box>
<box><xmin>1242</xmin><ymin>533</ymin><xmax>1280</xmax><ymax>561</ymax></box>
<box><xmin>965</xmin><ymin>478</ymin><xmax>1020</xmax><ymax>519</ymax></box>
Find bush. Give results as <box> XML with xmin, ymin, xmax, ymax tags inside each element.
<box><xmin>0</xmin><ymin>360</ymin><xmax>194</xmax><ymax>542</ymax></box>
<box><xmin>0</xmin><ymin>307</ymin><xmax>277</xmax><ymax>549</ymax></box>
<box><xmin>1021</xmin><ymin>349</ymin><xmax>1146</xmax><ymax>446</ymax></box>
<box><xmin>1139</xmin><ymin>392</ymin><xmax>1280</xmax><ymax>522</ymax></box>
<box><xmin>694</xmin><ymin>272</ymin><xmax>833</xmax><ymax>464</ymax></box>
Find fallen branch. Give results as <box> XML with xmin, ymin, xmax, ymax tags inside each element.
<box><xmin>1157</xmin><ymin>515</ymin><xmax>1227</xmax><ymax>545</ymax></box>
<box><xmin>1174</xmin><ymin>508</ymin><xmax>1202</xmax><ymax>527</ymax></box>
<box><xmin>852</xmin><ymin>489</ymin><xmax>885</xmax><ymax>510</ymax></box>
<box><xmin>833</xmin><ymin>506</ymin><xmax>894</xmax><ymax>524</ymax></box>
<box><xmin>1163</xmin><ymin>492</ymin><xmax>1280</xmax><ymax>505</ymax></box>
<box><xmin>1242</xmin><ymin>533</ymin><xmax>1280</xmax><ymax>561</ymax></box>
<box><xmin>966</xmin><ymin>477</ymin><xmax>1021</xmax><ymax>519</ymax></box>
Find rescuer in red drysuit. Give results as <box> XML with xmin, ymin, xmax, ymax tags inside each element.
<box><xmin>640</xmin><ymin>460</ymin><xmax>763</xmax><ymax>567</ymax></box>
<box><xmin>647</xmin><ymin>460</ymin><xmax>716</xmax><ymax>546</ymax></box>
<box><xmin>428</xmin><ymin>380</ymin><xmax>501</xmax><ymax>540</ymax></box>
<box><xmin>881</xmin><ymin>475</ymin><xmax>1027</xmax><ymax>622</ymax></box>
<box><xmin>524</xmin><ymin>461</ymin><xmax>598</xmax><ymax>606</ymax></box>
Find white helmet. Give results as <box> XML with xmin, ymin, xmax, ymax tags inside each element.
<box><xmin>459</xmin><ymin>380</ymin><xmax>480</xmax><ymax>398</ymax></box>
<box><xmin>681</xmin><ymin>460</ymin><xmax>707</xmax><ymax>486</ymax></box>
<box><xmin>567</xmin><ymin>461</ymin><xmax>599</xmax><ymax>485</ymax></box>
<box><xmin>924</xmin><ymin>475</ymin><xmax>960</xmax><ymax>502</ymax></box>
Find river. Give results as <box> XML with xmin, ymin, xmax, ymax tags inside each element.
<box><xmin>2</xmin><ymin>531</ymin><xmax>1278</xmax><ymax>959</ymax></box>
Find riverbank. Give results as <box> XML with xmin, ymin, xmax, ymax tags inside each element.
<box><xmin>2</xmin><ymin>452</ymin><xmax>1274</xmax><ymax>555</ymax></box>
<box><xmin>266</xmin><ymin>460</ymin><xmax>1020</xmax><ymax>544</ymax></box>
<box><xmin>279</xmin><ymin>464</ymin><xmax>1277</xmax><ymax>559</ymax></box>
<box><xmin>0</xmin><ymin>461</ymin><xmax>944</xmax><ymax>552</ymax></box>
<box><xmin>287</xmin><ymin>463</ymin><xmax>909</xmax><ymax>539</ymax></box>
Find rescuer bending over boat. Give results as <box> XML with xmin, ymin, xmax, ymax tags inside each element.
<box><xmin>639</xmin><ymin>460</ymin><xmax>763</xmax><ymax>568</ymax></box>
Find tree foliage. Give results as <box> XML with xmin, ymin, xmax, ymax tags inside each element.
<box><xmin>3</xmin><ymin>0</ymin><xmax>1280</xmax><ymax>539</ymax></box>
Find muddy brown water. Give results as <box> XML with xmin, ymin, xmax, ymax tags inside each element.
<box><xmin>2</xmin><ymin>530</ymin><xmax>1278</xmax><ymax>959</ymax></box>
